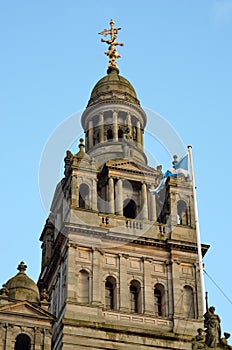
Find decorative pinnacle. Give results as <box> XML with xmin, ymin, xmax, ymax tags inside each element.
<box><xmin>99</xmin><ymin>19</ymin><xmax>124</xmax><ymax>72</ymax></box>
<box><xmin>17</xmin><ymin>261</ymin><xmax>27</xmax><ymax>273</ymax></box>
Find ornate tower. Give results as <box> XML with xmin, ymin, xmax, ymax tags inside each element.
<box><xmin>38</xmin><ymin>20</ymin><xmax>208</xmax><ymax>349</ymax></box>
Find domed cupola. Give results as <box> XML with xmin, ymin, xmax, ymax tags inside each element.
<box><xmin>5</xmin><ymin>261</ymin><xmax>40</xmax><ymax>304</ymax></box>
<box><xmin>81</xmin><ymin>20</ymin><xmax>147</xmax><ymax>166</ymax></box>
<box><xmin>87</xmin><ymin>68</ymin><xmax>140</xmax><ymax>107</ymax></box>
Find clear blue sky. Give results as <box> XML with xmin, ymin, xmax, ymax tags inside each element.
<box><xmin>1</xmin><ymin>0</ymin><xmax>232</xmax><ymax>334</ymax></box>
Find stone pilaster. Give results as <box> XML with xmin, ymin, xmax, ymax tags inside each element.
<box><xmin>92</xmin><ymin>248</ymin><xmax>103</xmax><ymax>306</ymax></box>
<box><xmin>143</xmin><ymin>258</ymin><xmax>154</xmax><ymax>314</ymax></box>
<box><xmin>67</xmin><ymin>244</ymin><xmax>78</xmax><ymax>302</ymax></box>
<box><xmin>71</xmin><ymin>174</ymin><xmax>78</xmax><ymax>209</ymax></box>
<box><xmin>119</xmin><ymin>254</ymin><xmax>129</xmax><ymax>312</ymax></box>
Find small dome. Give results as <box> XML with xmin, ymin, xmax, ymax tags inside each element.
<box><xmin>5</xmin><ymin>262</ymin><xmax>40</xmax><ymax>304</ymax></box>
<box><xmin>87</xmin><ymin>68</ymin><xmax>140</xmax><ymax>107</ymax></box>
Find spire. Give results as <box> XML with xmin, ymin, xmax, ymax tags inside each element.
<box><xmin>99</xmin><ymin>19</ymin><xmax>124</xmax><ymax>74</ymax></box>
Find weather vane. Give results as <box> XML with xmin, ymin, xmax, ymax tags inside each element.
<box><xmin>99</xmin><ymin>19</ymin><xmax>124</xmax><ymax>72</ymax></box>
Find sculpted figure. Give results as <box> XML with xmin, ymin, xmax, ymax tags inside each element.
<box><xmin>192</xmin><ymin>328</ymin><xmax>206</xmax><ymax>350</ymax></box>
<box><xmin>124</xmin><ymin>127</ymin><xmax>133</xmax><ymax>140</ymax></box>
<box><xmin>221</xmin><ymin>332</ymin><xmax>232</xmax><ymax>349</ymax></box>
<box><xmin>204</xmin><ymin>306</ymin><xmax>221</xmax><ymax>348</ymax></box>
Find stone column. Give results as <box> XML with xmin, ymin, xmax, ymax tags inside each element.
<box><xmin>99</xmin><ymin>113</ymin><xmax>104</xmax><ymax>143</ymax></box>
<box><xmin>88</xmin><ymin>120</ymin><xmax>94</xmax><ymax>149</ymax></box>
<box><xmin>113</xmin><ymin>111</ymin><xmax>118</xmax><ymax>141</ymax></box>
<box><xmin>115</xmin><ymin>178</ymin><xmax>123</xmax><ymax>215</ymax></box>
<box><xmin>91</xmin><ymin>179</ymin><xmax>98</xmax><ymax>211</ymax></box>
<box><xmin>108</xmin><ymin>177</ymin><xmax>115</xmax><ymax>214</ymax></box>
<box><xmin>149</xmin><ymin>185</ymin><xmax>157</xmax><ymax>221</ymax></box>
<box><xmin>127</xmin><ymin>112</ymin><xmax>132</xmax><ymax>127</ymax></box>
<box><xmin>92</xmin><ymin>248</ymin><xmax>103</xmax><ymax>306</ymax></box>
<box><xmin>136</xmin><ymin>120</ymin><xmax>142</xmax><ymax>146</ymax></box>
<box><xmin>141</xmin><ymin>183</ymin><xmax>148</xmax><ymax>220</ymax></box>
<box><xmin>119</xmin><ymin>254</ymin><xmax>129</xmax><ymax>312</ymax></box>
<box><xmin>143</xmin><ymin>259</ymin><xmax>154</xmax><ymax>314</ymax></box>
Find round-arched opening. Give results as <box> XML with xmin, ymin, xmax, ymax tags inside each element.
<box><xmin>154</xmin><ymin>283</ymin><xmax>165</xmax><ymax>317</ymax></box>
<box><xmin>123</xmin><ymin>199</ymin><xmax>136</xmax><ymax>219</ymax></box>
<box><xmin>105</xmin><ymin>276</ymin><xmax>116</xmax><ymax>310</ymax></box>
<box><xmin>177</xmin><ymin>200</ymin><xmax>188</xmax><ymax>225</ymax></box>
<box><xmin>130</xmin><ymin>280</ymin><xmax>141</xmax><ymax>313</ymax></box>
<box><xmin>107</xmin><ymin>129</ymin><xmax>113</xmax><ymax>141</ymax></box>
<box><xmin>14</xmin><ymin>334</ymin><xmax>31</xmax><ymax>350</ymax></box>
<box><xmin>79</xmin><ymin>184</ymin><xmax>89</xmax><ymax>209</ymax></box>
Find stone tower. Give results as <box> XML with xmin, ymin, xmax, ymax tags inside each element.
<box><xmin>38</xmin><ymin>21</ymin><xmax>209</xmax><ymax>350</ymax></box>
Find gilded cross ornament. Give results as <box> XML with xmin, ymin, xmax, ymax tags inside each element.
<box><xmin>99</xmin><ymin>19</ymin><xmax>124</xmax><ymax>71</ymax></box>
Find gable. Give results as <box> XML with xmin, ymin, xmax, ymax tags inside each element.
<box><xmin>106</xmin><ymin>160</ymin><xmax>159</xmax><ymax>175</ymax></box>
<box><xmin>0</xmin><ymin>301</ymin><xmax>54</xmax><ymax>320</ymax></box>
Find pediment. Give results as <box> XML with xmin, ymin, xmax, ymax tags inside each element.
<box><xmin>106</xmin><ymin>160</ymin><xmax>159</xmax><ymax>175</ymax></box>
<box><xmin>0</xmin><ymin>301</ymin><xmax>54</xmax><ymax>320</ymax></box>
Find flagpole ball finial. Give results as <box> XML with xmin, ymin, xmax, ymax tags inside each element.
<box><xmin>172</xmin><ymin>154</ymin><xmax>178</xmax><ymax>165</ymax></box>
<box><xmin>188</xmin><ymin>145</ymin><xmax>192</xmax><ymax>149</ymax></box>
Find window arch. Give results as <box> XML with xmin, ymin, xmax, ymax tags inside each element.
<box><xmin>78</xmin><ymin>269</ymin><xmax>89</xmax><ymax>304</ymax></box>
<box><xmin>105</xmin><ymin>276</ymin><xmax>116</xmax><ymax>310</ymax></box>
<box><xmin>130</xmin><ymin>280</ymin><xmax>141</xmax><ymax>313</ymax></box>
<box><xmin>177</xmin><ymin>200</ymin><xmax>188</xmax><ymax>225</ymax></box>
<box><xmin>154</xmin><ymin>283</ymin><xmax>165</xmax><ymax>317</ymax></box>
<box><xmin>14</xmin><ymin>334</ymin><xmax>31</xmax><ymax>350</ymax></box>
<box><xmin>183</xmin><ymin>285</ymin><xmax>195</xmax><ymax>318</ymax></box>
<box><xmin>123</xmin><ymin>199</ymin><xmax>136</xmax><ymax>219</ymax></box>
<box><xmin>79</xmin><ymin>184</ymin><xmax>89</xmax><ymax>209</ymax></box>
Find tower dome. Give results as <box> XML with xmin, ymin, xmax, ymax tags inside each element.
<box><xmin>5</xmin><ymin>261</ymin><xmax>40</xmax><ymax>304</ymax></box>
<box><xmin>87</xmin><ymin>68</ymin><xmax>140</xmax><ymax>107</ymax></box>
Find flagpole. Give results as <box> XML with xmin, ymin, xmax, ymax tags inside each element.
<box><xmin>188</xmin><ymin>145</ymin><xmax>206</xmax><ymax>315</ymax></box>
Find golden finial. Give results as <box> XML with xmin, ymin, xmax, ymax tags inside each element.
<box><xmin>99</xmin><ymin>19</ymin><xmax>124</xmax><ymax>73</ymax></box>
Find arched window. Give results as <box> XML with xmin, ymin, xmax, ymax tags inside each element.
<box><xmin>123</xmin><ymin>199</ymin><xmax>136</xmax><ymax>219</ymax></box>
<box><xmin>154</xmin><ymin>283</ymin><xmax>165</xmax><ymax>316</ymax></box>
<box><xmin>183</xmin><ymin>285</ymin><xmax>195</xmax><ymax>318</ymax></box>
<box><xmin>105</xmin><ymin>276</ymin><xmax>116</xmax><ymax>310</ymax></box>
<box><xmin>118</xmin><ymin>128</ymin><xmax>123</xmax><ymax>139</ymax></box>
<box><xmin>14</xmin><ymin>334</ymin><xmax>31</xmax><ymax>350</ymax></box>
<box><xmin>78</xmin><ymin>270</ymin><xmax>89</xmax><ymax>304</ymax></box>
<box><xmin>79</xmin><ymin>184</ymin><xmax>89</xmax><ymax>209</ymax></box>
<box><xmin>130</xmin><ymin>280</ymin><xmax>141</xmax><ymax>313</ymax></box>
<box><xmin>107</xmin><ymin>129</ymin><xmax>113</xmax><ymax>140</ymax></box>
<box><xmin>177</xmin><ymin>200</ymin><xmax>188</xmax><ymax>225</ymax></box>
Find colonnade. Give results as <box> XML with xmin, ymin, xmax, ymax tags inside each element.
<box><xmin>85</xmin><ymin>111</ymin><xmax>144</xmax><ymax>151</ymax></box>
<box><xmin>103</xmin><ymin>177</ymin><xmax>157</xmax><ymax>221</ymax></box>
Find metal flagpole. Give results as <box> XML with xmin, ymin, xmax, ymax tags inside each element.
<box><xmin>188</xmin><ymin>145</ymin><xmax>206</xmax><ymax>315</ymax></box>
